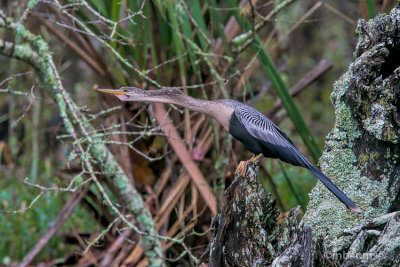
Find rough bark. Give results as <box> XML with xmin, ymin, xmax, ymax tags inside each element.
<box><xmin>204</xmin><ymin>3</ymin><xmax>400</xmax><ymax>266</ymax></box>
<box><xmin>200</xmin><ymin>163</ymin><xmax>313</xmax><ymax>267</ymax></box>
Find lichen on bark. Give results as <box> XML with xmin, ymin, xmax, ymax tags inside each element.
<box><xmin>202</xmin><ymin>163</ymin><xmax>312</xmax><ymax>266</ymax></box>
<box><xmin>303</xmin><ymin>2</ymin><xmax>400</xmax><ymax>259</ymax></box>
<box><xmin>0</xmin><ymin>11</ymin><xmax>164</xmax><ymax>267</ymax></box>
<box><xmin>205</xmin><ymin>3</ymin><xmax>400</xmax><ymax>266</ymax></box>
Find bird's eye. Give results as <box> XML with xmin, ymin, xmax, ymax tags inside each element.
<box><xmin>123</xmin><ymin>89</ymin><xmax>128</xmax><ymax>93</ymax></box>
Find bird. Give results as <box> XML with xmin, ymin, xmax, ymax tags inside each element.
<box><xmin>97</xmin><ymin>86</ymin><xmax>360</xmax><ymax>212</ymax></box>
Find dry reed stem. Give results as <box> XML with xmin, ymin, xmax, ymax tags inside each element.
<box><xmin>153</xmin><ymin>103</ymin><xmax>217</xmax><ymax>215</ymax></box>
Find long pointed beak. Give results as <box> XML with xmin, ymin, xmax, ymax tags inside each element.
<box><xmin>96</xmin><ymin>88</ymin><xmax>126</xmax><ymax>95</ymax></box>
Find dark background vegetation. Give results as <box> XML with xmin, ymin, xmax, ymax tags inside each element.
<box><xmin>0</xmin><ymin>0</ymin><xmax>396</xmax><ymax>265</ymax></box>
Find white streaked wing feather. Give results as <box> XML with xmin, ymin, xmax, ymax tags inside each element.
<box><xmin>234</xmin><ymin>106</ymin><xmax>293</xmax><ymax>148</ymax></box>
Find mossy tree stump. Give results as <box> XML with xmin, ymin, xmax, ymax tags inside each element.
<box><xmin>203</xmin><ymin>4</ymin><xmax>400</xmax><ymax>266</ymax></box>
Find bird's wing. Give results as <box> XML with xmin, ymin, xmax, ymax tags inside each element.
<box><xmin>233</xmin><ymin>104</ymin><xmax>360</xmax><ymax>211</ymax></box>
<box><xmin>234</xmin><ymin>107</ymin><xmax>311</xmax><ymax>168</ymax></box>
<box><xmin>234</xmin><ymin>107</ymin><xmax>292</xmax><ymax>147</ymax></box>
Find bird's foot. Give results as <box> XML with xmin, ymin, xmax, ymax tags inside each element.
<box><xmin>235</xmin><ymin>154</ymin><xmax>264</xmax><ymax>177</ymax></box>
<box><xmin>235</xmin><ymin>160</ymin><xmax>248</xmax><ymax>177</ymax></box>
<box><xmin>249</xmin><ymin>153</ymin><xmax>263</xmax><ymax>163</ymax></box>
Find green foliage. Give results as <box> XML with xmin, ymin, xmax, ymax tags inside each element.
<box><xmin>0</xmin><ymin>169</ymin><xmax>98</xmax><ymax>262</ymax></box>
<box><xmin>263</xmin><ymin>161</ymin><xmax>314</xmax><ymax>211</ymax></box>
<box><xmin>366</xmin><ymin>0</ymin><xmax>376</xmax><ymax>18</ymax></box>
<box><xmin>226</xmin><ymin>0</ymin><xmax>322</xmax><ymax>163</ymax></box>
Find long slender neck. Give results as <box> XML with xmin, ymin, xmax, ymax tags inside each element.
<box><xmin>162</xmin><ymin>95</ymin><xmax>213</xmax><ymax>114</ymax></box>
<box><xmin>135</xmin><ymin>90</ymin><xmax>215</xmax><ymax>115</ymax></box>
<box><xmin>130</xmin><ymin>89</ymin><xmax>234</xmax><ymax>130</ymax></box>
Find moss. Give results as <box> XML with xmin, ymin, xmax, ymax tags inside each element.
<box><xmin>358</xmin><ymin>153</ymin><xmax>369</xmax><ymax>166</ymax></box>
<box><xmin>359</xmin><ymin>150</ymin><xmax>380</xmax><ymax>166</ymax></box>
<box><xmin>302</xmin><ymin>70</ymin><xmax>389</xmax><ymax>252</ymax></box>
<box><xmin>27</xmin><ymin>0</ymin><xmax>38</xmax><ymax>9</ymax></box>
<box><xmin>14</xmin><ymin>43</ymin><xmax>33</xmax><ymax>58</ymax></box>
<box><xmin>0</xmin><ymin>14</ymin><xmax>164</xmax><ymax>265</ymax></box>
<box><xmin>362</xmin><ymin>104</ymin><xmax>386</xmax><ymax>140</ymax></box>
<box><xmin>303</xmin><ymin>7</ymin><xmax>400</xmax><ymax>253</ymax></box>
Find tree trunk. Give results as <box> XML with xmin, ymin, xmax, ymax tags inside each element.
<box><xmin>202</xmin><ymin>4</ymin><xmax>400</xmax><ymax>266</ymax></box>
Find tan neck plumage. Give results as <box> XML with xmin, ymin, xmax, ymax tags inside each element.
<box><xmin>133</xmin><ymin>92</ymin><xmax>234</xmax><ymax>130</ymax></box>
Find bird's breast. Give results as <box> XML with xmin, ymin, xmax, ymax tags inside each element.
<box><xmin>228</xmin><ymin>112</ymin><xmax>265</xmax><ymax>155</ymax></box>
<box><xmin>210</xmin><ymin>103</ymin><xmax>234</xmax><ymax>131</ymax></box>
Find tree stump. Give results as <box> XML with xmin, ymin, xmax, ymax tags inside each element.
<box><xmin>201</xmin><ymin>163</ymin><xmax>312</xmax><ymax>266</ymax></box>
<box><xmin>203</xmin><ymin>3</ymin><xmax>400</xmax><ymax>266</ymax></box>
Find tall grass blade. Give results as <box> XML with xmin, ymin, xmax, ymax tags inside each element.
<box><xmin>366</xmin><ymin>0</ymin><xmax>376</xmax><ymax>18</ymax></box>
<box><xmin>226</xmin><ymin>0</ymin><xmax>321</xmax><ymax>163</ymax></box>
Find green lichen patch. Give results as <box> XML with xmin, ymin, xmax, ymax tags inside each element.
<box><xmin>303</xmin><ymin>70</ymin><xmax>390</xmax><ymax>251</ymax></box>
<box><xmin>346</xmin><ymin>7</ymin><xmax>400</xmax><ymax>144</ymax></box>
<box><xmin>303</xmin><ymin>4</ymin><xmax>400</xmax><ymax>256</ymax></box>
<box><xmin>208</xmin><ymin>164</ymin><xmax>312</xmax><ymax>265</ymax></box>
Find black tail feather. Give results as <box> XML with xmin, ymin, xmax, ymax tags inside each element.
<box><xmin>308</xmin><ymin>166</ymin><xmax>360</xmax><ymax>212</ymax></box>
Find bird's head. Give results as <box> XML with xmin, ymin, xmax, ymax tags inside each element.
<box><xmin>97</xmin><ymin>87</ymin><xmax>186</xmax><ymax>102</ymax></box>
<box><xmin>96</xmin><ymin>87</ymin><xmax>147</xmax><ymax>101</ymax></box>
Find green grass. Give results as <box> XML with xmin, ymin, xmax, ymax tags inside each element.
<box><xmin>263</xmin><ymin>161</ymin><xmax>315</xmax><ymax>211</ymax></box>
<box><xmin>226</xmin><ymin>0</ymin><xmax>321</xmax><ymax>163</ymax></box>
<box><xmin>0</xmin><ymin>165</ymin><xmax>99</xmax><ymax>262</ymax></box>
<box><xmin>366</xmin><ymin>0</ymin><xmax>376</xmax><ymax>18</ymax></box>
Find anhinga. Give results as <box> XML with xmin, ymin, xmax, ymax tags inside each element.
<box><xmin>97</xmin><ymin>87</ymin><xmax>360</xmax><ymax>212</ymax></box>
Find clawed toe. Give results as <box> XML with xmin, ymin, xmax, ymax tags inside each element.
<box><xmin>235</xmin><ymin>161</ymin><xmax>248</xmax><ymax>177</ymax></box>
<box><xmin>249</xmin><ymin>153</ymin><xmax>263</xmax><ymax>163</ymax></box>
<box><xmin>235</xmin><ymin>154</ymin><xmax>263</xmax><ymax>177</ymax></box>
